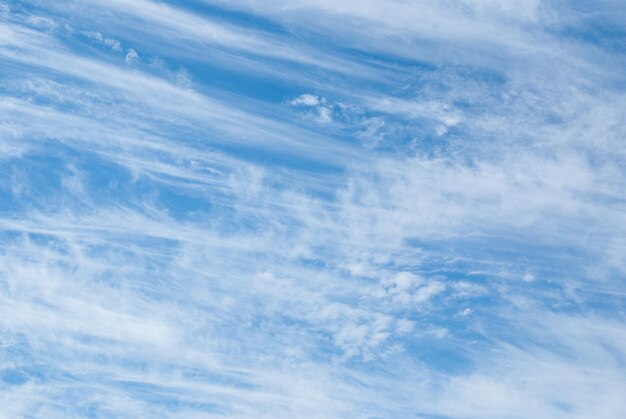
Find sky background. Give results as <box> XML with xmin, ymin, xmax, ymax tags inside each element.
<box><xmin>0</xmin><ymin>1</ymin><xmax>625</xmax><ymax>418</ymax></box>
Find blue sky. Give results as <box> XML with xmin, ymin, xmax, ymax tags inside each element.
<box><xmin>1</xmin><ymin>1</ymin><xmax>625</xmax><ymax>417</ymax></box>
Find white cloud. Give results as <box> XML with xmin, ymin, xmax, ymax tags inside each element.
<box><xmin>84</xmin><ymin>31</ymin><xmax>123</xmax><ymax>51</ymax></box>
<box><xmin>289</xmin><ymin>94</ymin><xmax>334</xmax><ymax>124</ymax></box>
<box><xmin>125</xmin><ymin>48</ymin><xmax>139</xmax><ymax>64</ymax></box>
<box><xmin>315</xmin><ymin>105</ymin><xmax>332</xmax><ymax>123</ymax></box>
<box><xmin>290</xmin><ymin>93</ymin><xmax>322</xmax><ymax>106</ymax></box>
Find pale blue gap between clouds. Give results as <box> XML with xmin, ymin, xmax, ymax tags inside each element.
<box><xmin>0</xmin><ymin>0</ymin><xmax>625</xmax><ymax>418</ymax></box>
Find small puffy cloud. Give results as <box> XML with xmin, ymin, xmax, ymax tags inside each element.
<box><xmin>290</xmin><ymin>93</ymin><xmax>322</xmax><ymax>107</ymax></box>
<box><xmin>435</xmin><ymin>124</ymin><xmax>448</xmax><ymax>136</ymax></box>
<box><xmin>83</xmin><ymin>31</ymin><xmax>122</xmax><ymax>51</ymax></box>
<box><xmin>104</xmin><ymin>39</ymin><xmax>122</xmax><ymax>51</ymax></box>
<box><xmin>289</xmin><ymin>94</ymin><xmax>333</xmax><ymax>123</ymax></box>
<box><xmin>383</xmin><ymin>271</ymin><xmax>423</xmax><ymax>291</ymax></box>
<box><xmin>459</xmin><ymin>308</ymin><xmax>473</xmax><ymax>316</ymax></box>
<box><xmin>414</xmin><ymin>282</ymin><xmax>446</xmax><ymax>303</ymax></box>
<box><xmin>315</xmin><ymin>106</ymin><xmax>332</xmax><ymax>123</ymax></box>
<box><xmin>322</xmin><ymin>309</ymin><xmax>413</xmax><ymax>360</ymax></box>
<box><xmin>125</xmin><ymin>48</ymin><xmax>139</xmax><ymax>65</ymax></box>
<box><xmin>380</xmin><ymin>272</ymin><xmax>444</xmax><ymax>306</ymax></box>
